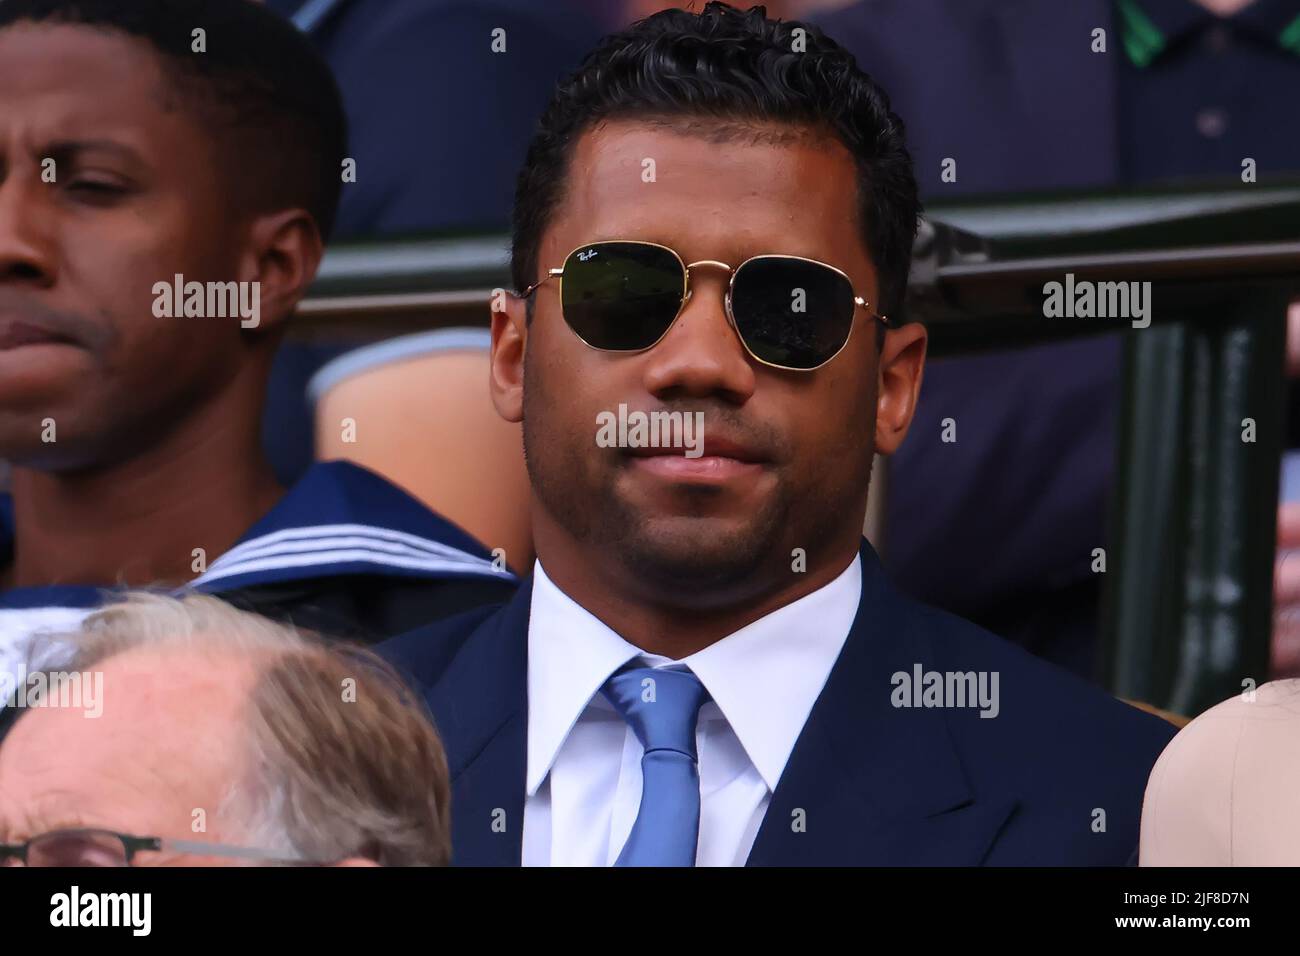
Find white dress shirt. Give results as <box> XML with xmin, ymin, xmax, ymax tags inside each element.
<box><xmin>522</xmin><ymin>555</ymin><xmax>861</xmax><ymax>867</ymax></box>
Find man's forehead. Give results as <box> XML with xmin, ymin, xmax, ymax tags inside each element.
<box><xmin>0</xmin><ymin>648</ymin><xmax>256</xmax><ymax>836</ymax></box>
<box><xmin>0</xmin><ymin>23</ymin><xmax>183</xmax><ymax>148</ymax></box>
<box><xmin>550</xmin><ymin>119</ymin><xmax>864</xmax><ymax>262</ymax></box>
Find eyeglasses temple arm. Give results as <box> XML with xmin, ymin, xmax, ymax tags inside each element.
<box><xmin>854</xmin><ymin>296</ymin><xmax>890</xmax><ymax>326</ymax></box>
<box><xmin>161</xmin><ymin>837</ymin><xmax>316</xmax><ymax>863</ymax></box>
<box><xmin>519</xmin><ymin>268</ymin><xmax>563</xmax><ymax>299</ymax></box>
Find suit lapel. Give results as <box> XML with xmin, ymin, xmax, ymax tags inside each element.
<box><xmin>429</xmin><ymin>579</ymin><xmax>533</xmax><ymax>866</ymax></box>
<box><xmin>746</xmin><ymin>543</ymin><xmax>1018</xmax><ymax>866</ymax></box>
<box><xmin>430</xmin><ymin>548</ymin><xmax>1020</xmax><ymax>866</ymax></box>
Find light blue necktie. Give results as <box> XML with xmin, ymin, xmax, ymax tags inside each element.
<box><xmin>602</xmin><ymin>666</ymin><xmax>710</xmax><ymax>867</ymax></box>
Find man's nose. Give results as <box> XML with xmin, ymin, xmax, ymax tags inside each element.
<box><xmin>640</xmin><ymin>264</ymin><xmax>757</xmax><ymax>404</ymax></box>
<box><xmin>0</xmin><ymin>172</ymin><xmax>56</xmax><ymax>287</ymax></box>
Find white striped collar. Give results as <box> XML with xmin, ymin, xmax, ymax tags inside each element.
<box><xmin>191</xmin><ymin>522</ymin><xmax>512</xmax><ymax>590</ymax></box>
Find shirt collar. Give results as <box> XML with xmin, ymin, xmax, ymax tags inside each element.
<box><xmin>189</xmin><ymin>460</ymin><xmax>515</xmax><ymax>592</ymax></box>
<box><xmin>526</xmin><ymin>562</ymin><xmax>641</xmax><ymax>795</ymax></box>
<box><xmin>525</xmin><ymin>553</ymin><xmax>862</xmax><ymax>795</ymax></box>
<box><xmin>1116</xmin><ymin>0</ymin><xmax>1300</xmax><ymax>66</ymax></box>
<box><xmin>2</xmin><ymin>463</ymin><xmax>514</xmax><ymax>602</ymax></box>
<box><xmin>1243</xmin><ymin>0</ymin><xmax>1300</xmax><ymax>49</ymax></box>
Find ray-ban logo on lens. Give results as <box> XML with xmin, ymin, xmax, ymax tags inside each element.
<box><xmin>596</xmin><ymin>403</ymin><xmax>705</xmax><ymax>458</ymax></box>
<box><xmin>151</xmin><ymin>274</ymin><xmax>261</xmax><ymax>328</ymax></box>
<box><xmin>577</xmin><ymin>248</ymin><xmax>599</xmax><ymax>261</ymax></box>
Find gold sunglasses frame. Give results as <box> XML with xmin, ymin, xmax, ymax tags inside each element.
<box><xmin>520</xmin><ymin>239</ymin><xmax>889</xmax><ymax>372</ymax></box>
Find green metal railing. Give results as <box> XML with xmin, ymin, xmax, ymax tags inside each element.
<box><xmin>294</xmin><ymin>180</ymin><xmax>1300</xmax><ymax>715</ymax></box>
<box><xmin>916</xmin><ymin>182</ymin><xmax>1299</xmax><ymax>714</ymax></box>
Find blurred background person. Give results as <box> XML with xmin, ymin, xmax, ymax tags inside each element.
<box><xmin>0</xmin><ymin>592</ymin><xmax>450</xmax><ymax>867</ymax></box>
<box><xmin>807</xmin><ymin>0</ymin><xmax>1300</xmax><ymax>681</ymax></box>
<box><xmin>1140</xmin><ymin>678</ymin><xmax>1300</xmax><ymax>864</ymax></box>
<box><xmin>0</xmin><ymin>0</ymin><xmax>517</xmax><ymax>689</ymax></box>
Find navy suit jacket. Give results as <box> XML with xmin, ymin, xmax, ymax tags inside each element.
<box><xmin>381</xmin><ymin>542</ymin><xmax>1177</xmax><ymax>866</ymax></box>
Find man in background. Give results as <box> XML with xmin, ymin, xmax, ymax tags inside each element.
<box><xmin>0</xmin><ymin>0</ymin><xmax>517</xmax><ymax>690</ymax></box>
<box><xmin>815</xmin><ymin>0</ymin><xmax>1300</xmax><ymax>677</ymax></box>
<box><xmin>0</xmin><ymin>593</ymin><xmax>449</xmax><ymax>866</ymax></box>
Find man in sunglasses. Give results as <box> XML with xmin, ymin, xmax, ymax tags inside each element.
<box><xmin>383</xmin><ymin>2</ymin><xmax>1178</xmax><ymax>866</ymax></box>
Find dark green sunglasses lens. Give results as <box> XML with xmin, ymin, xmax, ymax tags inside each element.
<box><xmin>560</xmin><ymin>242</ymin><xmax>684</xmax><ymax>350</ymax></box>
<box><xmin>730</xmin><ymin>257</ymin><xmax>856</xmax><ymax>369</ymax></box>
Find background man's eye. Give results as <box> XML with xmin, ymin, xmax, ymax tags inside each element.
<box><xmin>66</xmin><ymin>179</ymin><xmax>130</xmax><ymax>200</ymax></box>
<box><xmin>70</xmin><ymin>181</ymin><xmax>123</xmax><ymax>192</ymax></box>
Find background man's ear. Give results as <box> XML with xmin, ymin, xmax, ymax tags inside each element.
<box><xmin>240</xmin><ymin>208</ymin><xmax>324</xmax><ymax>334</ymax></box>
<box><xmin>874</xmin><ymin>322</ymin><xmax>927</xmax><ymax>456</ymax></box>
<box><xmin>490</xmin><ymin>291</ymin><xmax>528</xmax><ymax>424</ymax></box>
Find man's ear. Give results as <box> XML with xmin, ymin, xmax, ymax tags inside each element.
<box><xmin>239</xmin><ymin>208</ymin><xmax>324</xmax><ymax>335</ymax></box>
<box><xmin>874</xmin><ymin>322</ymin><xmax>927</xmax><ymax>456</ymax></box>
<box><xmin>490</xmin><ymin>291</ymin><xmax>528</xmax><ymax>424</ymax></box>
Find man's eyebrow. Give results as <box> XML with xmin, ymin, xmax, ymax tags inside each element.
<box><xmin>38</xmin><ymin>139</ymin><xmax>146</xmax><ymax>164</ymax></box>
<box><xmin>0</xmin><ymin>796</ymin><xmax>92</xmax><ymax>843</ymax></box>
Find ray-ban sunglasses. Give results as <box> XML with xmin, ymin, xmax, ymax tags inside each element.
<box><xmin>520</xmin><ymin>240</ymin><xmax>888</xmax><ymax>371</ymax></box>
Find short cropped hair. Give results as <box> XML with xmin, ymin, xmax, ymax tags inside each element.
<box><xmin>25</xmin><ymin>592</ymin><xmax>451</xmax><ymax>867</ymax></box>
<box><xmin>0</xmin><ymin>0</ymin><xmax>347</xmax><ymax>239</ymax></box>
<box><xmin>511</xmin><ymin>1</ymin><xmax>920</xmax><ymax>319</ymax></box>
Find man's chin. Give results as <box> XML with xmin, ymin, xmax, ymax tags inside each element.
<box><xmin>613</xmin><ymin>514</ymin><xmax>779</xmax><ymax>593</ymax></box>
<box><xmin>0</xmin><ymin>422</ymin><xmax>109</xmax><ymax>473</ymax></box>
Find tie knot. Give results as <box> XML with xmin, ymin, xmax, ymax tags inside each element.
<box><xmin>601</xmin><ymin>666</ymin><xmax>710</xmax><ymax>759</ymax></box>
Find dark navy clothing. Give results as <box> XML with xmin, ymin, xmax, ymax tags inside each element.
<box><xmin>380</xmin><ymin>541</ymin><xmax>1178</xmax><ymax>866</ymax></box>
<box><xmin>0</xmin><ymin>462</ymin><xmax>514</xmax><ymax>746</ymax></box>
<box><xmin>1116</xmin><ymin>0</ymin><xmax>1300</xmax><ymax>182</ymax></box>
<box><xmin>0</xmin><ymin>461</ymin><xmax>519</xmax><ymax>647</ymax></box>
<box><xmin>265</xmin><ymin>0</ymin><xmax>603</xmax><ymax>240</ymax></box>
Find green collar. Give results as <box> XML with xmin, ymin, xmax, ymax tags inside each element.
<box><xmin>1116</xmin><ymin>0</ymin><xmax>1168</xmax><ymax>66</ymax></box>
<box><xmin>1115</xmin><ymin>0</ymin><xmax>1300</xmax><ymax>66</ymax></box>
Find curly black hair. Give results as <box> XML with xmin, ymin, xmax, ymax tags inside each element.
<box><xmin>511</xmin><ymin>1</ymin><xmax>920</xmax><ymax>320</ymax></box>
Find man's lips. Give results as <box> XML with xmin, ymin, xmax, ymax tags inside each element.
<box><xmin>629</xmin><ymin>454</ymin><xmax>765</xmax><ymax>482</ymax></box>
<box><xmin>624</xmin><ymin>437</ymin><xmax>768</xmax><ymax>464</ymax></box>
<box><xmin>0</xmin><ymin>318</ymin><xmax>80</xmax><ymax>351</ymax></box>
<box><xmin>623</xmin><ymin>435</ymin><xmax>771</xmax><ymax>483</ymax></box>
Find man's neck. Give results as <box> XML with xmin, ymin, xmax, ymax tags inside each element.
<box><xmin>534</xmin><ymin>528</ymin><xmax>862</xmax><ymax>660</ymax></box>
<box><xmin>2</xmin><ymin>394</ymin><xmax>282</xmax><ymax>592</ymax></box>
<box><xmin>1191</xmin><ymin>0</ymin><xmax>1255</xmax><ymax>17</ymax></box>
